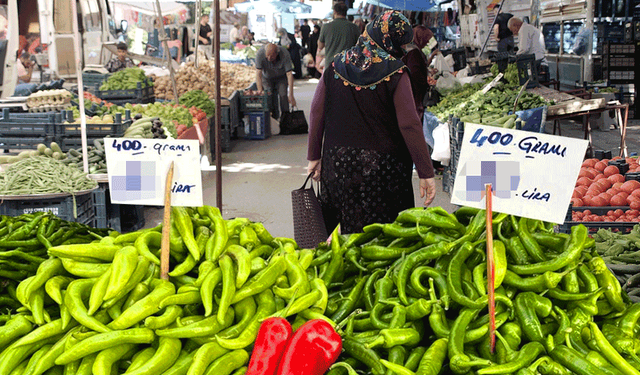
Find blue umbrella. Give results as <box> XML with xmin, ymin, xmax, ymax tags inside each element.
<box><xmin>364</xmin><ymin>0</ymin><xmax>437</xmax><ymax>11</ymax></box>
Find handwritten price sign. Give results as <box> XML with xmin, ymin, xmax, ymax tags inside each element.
<box><xmin>451</xmin><ymin>124</ymin><xmax>588</xmax><ymax>223</ymax></box>
<box><xmin>104</xmin><ymin>138</ymin><xmax>203</xmax><ymax>207</ymax></box>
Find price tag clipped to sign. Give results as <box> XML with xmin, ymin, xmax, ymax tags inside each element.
<box><xmin>104</xmin><ymin>138</ymin><xmax>203</xmax><ymax>207</ymax></box>
<box><xmin>450</xmin><ymin>124</ymin><xmax>588</xmax><ymax>224</ymax></box>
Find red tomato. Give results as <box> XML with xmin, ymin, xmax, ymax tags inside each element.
<box><xmin>583</xmin><ymin>210</ymin><xmax>592</xmax><ymax>215</ymax></box>
<box><xmin>593</xmin><ymin>174</ymin><xmax>608</xmax><ymax>183</ymax></box>
<box><xmin>610</xmin><ymin>194</ymin><xmax>628</xmax><ymax>206</ymax></box>
<box><xmin>626</xmin><ymin>157</ymin><xmax>636</xmax><ymax>164</ymax></box>
<box><xmin>598</xmin><ymin>192</ymin><xmax>613</xmax><ymax>205</ymax></box>
<box><xmin>571</xmin><ymin>198</ymin><xmax>584</xmax><ymax>206</ymax></box>
<box><xmin>594</xmin><ymin>161</ymin><xmax>608</xmax><ymax>172</ymax></box>
<box><xmin>582</xmin><ymin>195</ymin><xmax>594</xmax><ymax>206</ymax></box>
<box><xmin>582</xmin><ymin>159</ymin><xmax>598</xmax><ymax>168</ymax></box>
<box><xmin>631</xmin><ymin>201</ymin><xmax>640</xmax><ymax>210</ymax></box>
<box><xmin>608</xmin><ymin>174</ymin><xmax>626</xmax><ymax>184</ymax></box>
<box><xmin>575</xmin><ymin>186</ymin><xmax>588</xmax><ymax>197</ymax></box>
<box><xmin>604</xmin><ymin>165</ymin><xmax>620</xmax><ymax>177</ymax></box>
<box><xmin>614</xmin><ymin>209</ymin><xmax>625</xmax><ymax>217</ymax></box>
<box><xmin>576</xmin><ymin>177</ymin><xmax>593</xmax><ymax>187</ymax></box>
<box><xmin>590</xmin><ymin>196</ymin><xmax>607</xmax><ymax>207</ymax></box>
<box><xmin>597</xmin><ymin>179</ymin><xmax>612</xmax><ymax>189</ymax></box>
<box><xmin>612</xmin><ymin>156</ymin><xmax>622</xmax><ymax>161</ymax></box>
<box><xmin>628</xmin><ymin>209</ymin><xmax>640</xmax><ymax>216</ymax></box>
<box><xmin>608</xmin><ymin>187</ymin><xmax>621</xmax><ymax>196</ymax></box>
<box><xmin>621</xmin><ymin>180</ymin><xmax>640</xmax><ymax>194</ymax></box>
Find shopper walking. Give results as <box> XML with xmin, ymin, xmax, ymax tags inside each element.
<box><xmin>307</xmin><ymin>10</ymin><xmax>436</xmax><ymax>234</ymax></box>
<box><xmin>309</xmin><ymin>25</ymin><xmax>321</xmax><ymax>61</ymax></box>
<box><xmin>255</xmin><ymin>43</ymin><xmax>297</xmax><ymax>119</ymax></box>
<box><xmin>198</xmin><ymin>15</ymin><xmax>212</xmax><ymax>45</ymax></box>
<box><xmin>316</xmin><ymin>2</ymin><xmax>360</xmax><ymax>66</ymax></box>
<box><xmin>277</xmin><ymin>28</ymin><xmax>303</xmax><ymax>79</ymax></box>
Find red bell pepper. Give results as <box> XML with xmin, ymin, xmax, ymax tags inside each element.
<box><xmin>246</xmin><ymin>317</ymin><xmax>292</xmax><ymax>375</ymax></box>
<box><xmin>275</xmin><ymin>319</ymin><xmax>342</xmax><ymax>375</ymax></box>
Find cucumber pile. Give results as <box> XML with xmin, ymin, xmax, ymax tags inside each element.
<box><xmin>123</xmin><ymin>116</ymin><xmax>167</xmax><ymax>139</ymax></box>
<box><xmin>61</xmin><ymin>139</ymin><xmax>107</xmax><ymax>174</ymax></box>
<box><xmin>0</xmin><ymin>142</ymin><xmax>66</xmax><ymax>164</ymax></box>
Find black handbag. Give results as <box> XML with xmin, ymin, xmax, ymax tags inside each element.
<box><xmin>279</xmin><ymin>106</ymin><xmax>308</xmax><ymax>135</ymax></box>
<box><xmin>291</xmin><ymin>173</ymin><xmax>327</xmax><ymax>249</ymax></box>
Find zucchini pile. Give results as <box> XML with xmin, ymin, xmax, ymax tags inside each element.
<box><xmin>0</xmin><ymin>142</ymin><xmax>66</xmax><ymax>164</ymax></box>
<box><xmin>123</xmin><ymin>116</ymin><xmax>168</xmax><ymax>139</ymax></box>
<box><xmin>61</xmin><ymin>140</ymin><xmax>107</xmax><ymax>174</ymax></box>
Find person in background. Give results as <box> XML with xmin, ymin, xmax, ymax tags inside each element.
<box><xmin>105</xmin><ymin>42</ymin><xmax>135</xmax><ymax>73</ymax></box>
<box><xmin>300</xmin><ymin>19</ymin><xmax>311</xmax><ymax>49</ymax></box>
<box><xmin>229</xmin><ymin>23</ymin><xmax>241</xmax><ymax>45</ymax></box>
<box><xmin>491</xmin><ymin>6</ymin><xmax>514</xmax><ymax>53</ymax></box>
<box><xmin>198</xmin><ymin>15</ymin><xmax>212</xmax><ymax>45</ymax></box>
<box><xmin>317</xmin><ymin>2</ymin><xmax>360</xmax><ymax>67</ymax></box>
<box><xmin>255</xmin><ymin>43</ymin><xmax>297</xmax><ymax>119</ymax></box>
<box><xmin>402</xmin><ymin>25</ymin><xmax>437</xmax><ymax>120</ymax></box>
<box><xmin>353</xmin><ymin>18</ymin><xmax>366</xmax><ymax>34</ymax></box>
<box><xmin>508</xmin><ymin>17</ymin><xmax>548</xmax><ymax>79</ymax></box>
<box><xmin>306</xmin><ymin>11</ymin><xmax>436</xmax><ymax>234</ymax></box>
<box><xmin>277</xmin><ymin>28</ymin><xmax>303</xmax><ymax>79</ymax></box>
<box><xmin>16</xmin><ymin>52</ymin><xmax>34</xmax><ymax>84</ymax></box>
<box><xmin>240</xmin><ymin>26</ymin><xmax>253</xmax><ymax>45</ymax></box>
<box><xmin>308</xmin><ymin>24</ymin><xmax>321</xmax><ymax>62</ymax></box>
<box><xmin>301</xmin><ymin>48</ymin><xmax>316</xmax><ymax>78</ymax></box>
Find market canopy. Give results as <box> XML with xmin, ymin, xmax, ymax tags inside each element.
<box><xmin>363</xmin><ymin>0</ymin><xmax>438</xmax><ymax>11</ymax></box>
<box><xmin>109</xmin><ymin>0</ymin><xmax>189</xmax><ymax>16</ymax></box>
<box><xmin>234</xmin><ymin>0</ymin><xmax>312</xmax><ymax>14</ymax></box>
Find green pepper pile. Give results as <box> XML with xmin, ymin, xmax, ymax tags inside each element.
<box><xmin>1</xmin><ymin>206</ymin><xmax>640</xmax><ymax>375</ymax></box>
<box><xmin>178</xmin><ymin>90</ymin><xmax>216</xmax><ymax>118</ymax></box>
<box><xmin>325</xmin><ymin>207</ymin><xmax>640</xmax><ymax>375</ymax></box>
<box><xmin>99</xmin><ymin>68</ymin><xmax>152</xmax><ymax>92</ymax></box>
<box><xmin>0</xmin><ymin>213</ymin><xmax>111</xmax><ymax>316</ymax></box>
<box><xmin>593</xmin><ymin>227</ymin><xmax>640</xmax><ymax>303</ymax></box>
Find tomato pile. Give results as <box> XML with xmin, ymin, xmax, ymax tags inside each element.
<box><xmin>572</xmin><ymin>157</ymin><xmax>640</xmax><ymax>208</ymax></box>
<box><xmin>571</xmin><ymin>208</ymin><xmax>640</xmax><ymax>222</ymax></box>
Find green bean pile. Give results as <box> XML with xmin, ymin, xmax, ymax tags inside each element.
<box><xmin>0</xmin><ymin>156</ymin><xmax>97</xmax><ymax>195</ymax></box>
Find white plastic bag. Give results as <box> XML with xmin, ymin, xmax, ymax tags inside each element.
<box><xmin>431</xmin><ymin>122</ymin><xmax>451</xmax><ymax>166</ymax></box>
<box><xmin>433</xmin><ymin>53</ymin><xmax>449</xmax><ymax>73</ymax></box>
<box><xmin>435</xmin><ymin>71</ymin><xmax>462</xmax><ymax>95</ymax></box>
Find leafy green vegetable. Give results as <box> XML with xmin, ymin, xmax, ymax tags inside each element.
<box><xmin>100</xmin><ymin>67</ymin><xmax>152</xmax><ymax>91</ymax></box>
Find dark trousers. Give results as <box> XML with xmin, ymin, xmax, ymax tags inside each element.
<box><xmin>497</xmin><ymin>36</ymin><xmax>515</xmax><ymax>53</ymax></box>
<box><xmin>262</xmin><ymin>75</ymin><xmax>289</xmax><ymax>119</ymax></box>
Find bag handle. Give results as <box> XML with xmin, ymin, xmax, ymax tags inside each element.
<box><xmin>299</xmin><ymin>172</ymin><xmax>315</xmax><ymax>190</ymax></box>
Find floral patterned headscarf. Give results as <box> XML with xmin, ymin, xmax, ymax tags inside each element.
<box><xmin>333</xmin><ymin>10</ymin><xmax>413</xmax><ymax>89</ymax></box>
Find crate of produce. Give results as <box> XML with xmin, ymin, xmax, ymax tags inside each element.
<box><xmin>0</xmin><ymin>192</ymin><xmax>95</xmax><ymax>226</ymax></box>
<box><xmin>56</xmin><ymin>110</ymin><xmax>132</xmax><ymax>137</ymax></box>
<box><xmin>227</xmin><ymin>90</ymin><xmax>241</xmax><ymax>128</ymax></box>
<box><xmin>240</xmin><ymin>91</ymin><xmax>273</xmax><ymax>113</ymax></box>
<box><xmin>210</xmin><ymin>117</ymin><xmax>233</xmax><ymax>154</ymax></box>
<box><xmin>557</xmin><ymin>205</ymin><xmax>638</xmax><ymax>234</ymax></box>
<box><xmin>0</xmin><ymin>108</ymin><xmax>63</xmax><ymax>137</ymax></box>
<box><xmin>96</xmin><ymin>79</ymin><xmax>155</xmax><ymax>103</ymax></box>
<box><xmin>82</xmin><ymin>72</ymin><xmax>111</xmax><ymax>91</ymax></box>
<box><xmin>242</xmin><ymin>111</ymin><xmax>271</xmax><ymax>140</ymax></box>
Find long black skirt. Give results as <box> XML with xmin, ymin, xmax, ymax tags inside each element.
<box><xmin>319</xmin><ymin>146</ymin><xmax>415</xmax><ymax>234</ymax></box>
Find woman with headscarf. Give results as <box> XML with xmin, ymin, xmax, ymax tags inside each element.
<box><xmin>306</xmin><ymin>11</ymin><xmax>436</xmax><ymax>234</ymax></box>
<box><xmin>402</xmin><ymin>25</ymin><xmax>436</xmax><ymax>119</ymax></box>
<box><xmin>277</xmin><ymin>28</ymin><xmax>303</xmax><ymax>78</ymax></box>
<box><xmin>240</xmin><ymin>26</ymin><xmax>253</xmax><ymax>45</ymax></box>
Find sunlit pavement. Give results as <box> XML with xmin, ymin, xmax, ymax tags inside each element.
<box><xmin>144</xmin><ymin>78</ymin><xmax>457</xmax><ymax>238</ymax></box>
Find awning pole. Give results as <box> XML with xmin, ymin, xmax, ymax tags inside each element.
<box><xmin>214</xmin><ymin>0</ymin><xmax>222</xmax><ymax>209</ymax></box>
<box><xmin>69</xmin><ymin>0</ymin><xmax>89</xmax><ymax>174</ymax></box>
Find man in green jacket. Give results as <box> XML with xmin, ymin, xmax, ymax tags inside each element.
<box><xmin>316</xmin><ymin>2</ymin><xmax>360</xmax><ymax>66</ymax></box>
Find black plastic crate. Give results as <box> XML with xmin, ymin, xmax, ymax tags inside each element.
<box><xmin>0</xmin><ymin>136</ymin><xmax>57</xmax><ymax>150</ymax></box>
<box><xmin>96</xmin><ymin>80</ymin><xmax>155</xmax><ymax>103</ymax></box>
<box><xmin>442</xmin><ymin>48</ymin><xmax>467</xmax><ymax>71</ymax></box>
<box><xmin>82</xmin><ymin>72</ymin><xmax>111</xmax><ymax>92</ymax></box>
<box><xmin>515</xmin><ymin>54</ymin><xmax>539</xmax><ymax>88</ymax></box>
<box><xmin>105</xmin><ymin>96</ymin><xmax>155</xmax><ymax>106</ymax></box>
<box><xmin>0</xmin><ymin>108</ymin><xmax>63</xmax><ymax>137</ymax></box>
<box><xmin>210</xmin><ymin>116</ymin><xmax>233</xmax><ymax>153</ymax></box>
<box><xmin>56</xmin><ymin>110</ymin><xmax>131</xmax><ymax>137</ymax></box>
<box><xmin>92</xmin><ymin>185</ymin><xmax>108</xmax><ymax>229</ymax></box>
<box><xmin>558</xmin><ymin>205</ymin><xmax>638</xmax><ymax>234</ymax></box>
<box><xmin>0</xmin><ymin>193</ymin><xmax>95</xmax><ymax>226</ymax></box>
<box><xmin>92</xmin><ymin>182</ymin><xmax>144</xmax><ymax>232</ymax></box>
<box><xmin>227</xmin><ymin>90</ymin><xmax>241</xmax><ymax>129</ymax></box>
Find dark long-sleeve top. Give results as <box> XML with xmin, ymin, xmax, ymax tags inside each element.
<box><xmin>307</xmin><ymin>70</ymin><xmax>434</xmax><ymax>179</ymax></box>
<box><xmin>402</xmin><ymin>48</ymin><xmax>430</xmax><ymax>119</ymax></box>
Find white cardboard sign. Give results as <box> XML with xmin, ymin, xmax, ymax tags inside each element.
<box><xmin>451</xmin><ymin>124</ymin><xmax>589</xmax><ymax>224</ymax></box>
<box><xmin>104</xmin><ymin>138</ymin><xmax>203</xmax><ymax>207</ymax></box>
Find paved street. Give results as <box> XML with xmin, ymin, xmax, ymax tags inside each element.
<box><xmin>144</xmin><ymin>78</ymin><xmax>640</xmax><ymax>239</ymax></box>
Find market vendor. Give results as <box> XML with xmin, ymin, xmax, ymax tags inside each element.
<box><xmin>255</xmin><ymin>43</ymin><xmax>296</xmax><ymax>119</ymax></box>
<box><xmin>491</xmin><ymin>6</ymin><xmax>514</xmax><ymax>53</ymax></box>
<box><xmin>105</xmin><ymin>42</ymin><xmax>135</xmax><ymax>73</ymax></box>
<box><xmin>198</xmin><ymin>15</ymin><xmax>212</xmax><ymax>45</ymax></box>
<box><xmin>16</xmin><ymin>52</ymin><xmax>34</xmax><ymax>84</ymax></box>
<box><xmin>508</xmin><ymin>17</ymin><xmax>548</xmax><ymax>80</ymax></box>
